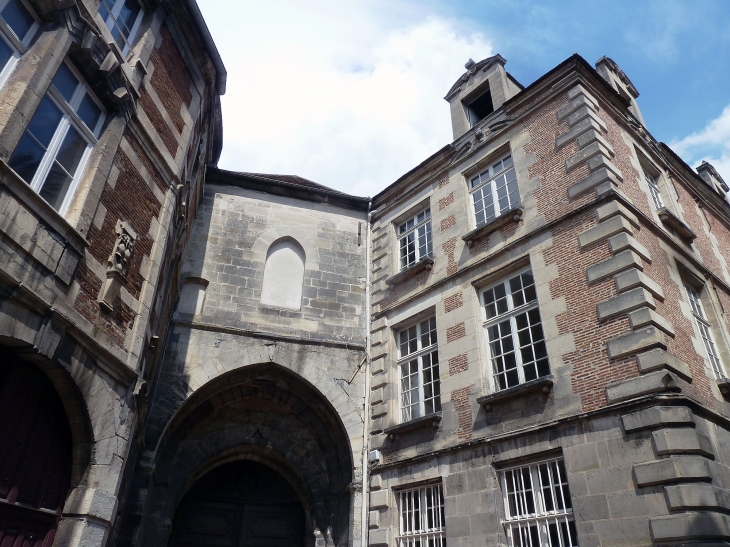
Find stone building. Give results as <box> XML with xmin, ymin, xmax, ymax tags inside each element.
<box><xmin>0</xmin><ymin>0</ymin><xmax>225</xmax><ymax>545</ymax></box>
<box><xmin>2</xmin><ymin>2</ymin><xmax>730</xmax><ymax>546</ymax></box>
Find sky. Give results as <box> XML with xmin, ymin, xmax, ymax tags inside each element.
<box><xmin>196</xmin><ymin>0</ymin><xmax>730</xmax><ymax>198</ymax></box>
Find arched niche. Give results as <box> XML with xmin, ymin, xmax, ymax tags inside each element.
<box><xmin>260</xmin><ymin>238</ymin><xmax>306</xmax><ymax>310</ymax></box>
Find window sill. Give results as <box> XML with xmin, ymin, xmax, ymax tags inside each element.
<box><xmin>716</xmin><ymin>377</ymin><xmax>730</xmax><ymax>397</ymax></box>
<box><xmin>657</xmin><ymin>207</ymin><xmax>696</xmax><ymax>243</ymax></box>
<box><xmin>384</xmin><ymin>412</ymin><xmax>442</xmax><ymax>439</ymax></box>
<box><xmin>477</xmin><ymin>375</ymin><xmax>554</xmax><ymax>411</ymax></box>
<box><xmin>462</xmin><ymin>206</ymin><xmax>524</xmax><ymax>248</ymax></box>
<box><xmin>385</xmin><ymin>256</ymin><xmax>434</xmax><ymax>286</ymax></box>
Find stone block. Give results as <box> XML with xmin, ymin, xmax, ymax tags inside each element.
<box><xmin>597</xmin><ymin>288</ymin><xmax>655</xmax><ymax>321</ymax></box>
<box><xmin>608</xmin><ymin>233</ymin><xmax>651</xmax><ymax>263</ymax></box>
<box><xmin>652</xmin><ymin>428</ymin><xmax>714</xmax><ymax>458</ymax></box>
<box><xmin>557</xmin><ymin>94</ymin><xmax>598</xmax><ymax>121</ymax></box>
<box><xmin>63</xmin><ymin>487</ymin><xmax>119</xmax><ymax>524</ymax></box>
<box><xmin>605</xmin><ymin>369</ymin><xmax>676</xmax><ymax>404</ymax></box>
<box><xmin>369</xmin><ymin>528</ymin><xmax>389</xmax><ymax>546</ymax></box>
<box><xmin>565</xmin><ymin>141</ymin><xmax>614</xmax><ymax>172</ymax></box>
<box><xmin>586</xmin><ymin>155</ymin><xmax>623</xmax><ymax>180</ymax></box>
<box><xmin>444</xmin><ymin>515</ymin><xmax>470</xmax><ymax>537</ymax></box>
<box><xmin>370</xmin><ymin>475</ymin><xmax>382</xmax><ymax>490</ymax></box>
<box><xmin>55</xmin><ymin>246</ymin><xmax>81</xmax><ymax>285</ymax></box>
<box><xmin>636</xmin><ymin>348</ymin><xmax>692</xmax><ymax>382</ymax></box>
<box><xmin>665</xmin><ymin>484</ymin><xmax>730</xmax><ymax>512</ymax></box>
<box><xmin>578</xmin><ymin>215</ymin><xmax>633</xmax><ymax>249</ymax></box>
<box><xmin>621</xmin><ymin>406</ymin><xmax>694</xmax><ymax>433</ymax></box>
<box><xmin>597</xmin><ymin>200</ymin><xmax>639</xmax><ymax>226</ymax></box>
<box><xmin>628</xmin><ymin>307</ymin><xmax>674</xmax><ymax>337</ymax></box>
<box><xmin>650</xmin><ymin>512</ymin><xmax>730</xmax><ymax>541</ymax></box>
<box><xmin>567</xmin><ymin>105</ymin><xmax>608</xmax><ymax>131</ymax></box>
<box><xmin>369</xmin><ymin>509</ymin><xmax>380</xmax><ymax>529</ymax></box>
<box><xmin>614</xmin><ymin>269</ymin><xmax>664</xmax><ymax>301</ymax></box>
<box><xmin>606</xmin><ymin>326</ymin><xmax>666</xmax><ymax>361</ymax></box>
<box><xmin>572</xmin><ymin>494</ymin><xmax>609</xmax><ymax>521</ymax></box>
<box><xmin>586</xmin><ymin>250</ymin><xmax>642</xmax><ymax>284</ymax></box>
<box><xmin>576</xmin><ymin>130</ymin><xmax>614</xmax><ymax>153</ymax></box>
<box><xmin>370</xmin><ymin>489</ymin><xmax>389</xmax><ymax>509</ymax></box>
<box><xmin>567</xmin><ymin>84</ymin><xmax>599</xmax><ymax>105</ymax></box>
<box><xmin>633</xmin><ymin>456</ymin><xmax>712</xmax><ymax>487</ymax></box>
<box><xmin>555</xmin><ymin>117</ymin><xmax>604</xmax><ymax>149</ymax></box>
<box><xmin>567</xmin><ymin>167</ymin><xmax>622</xmax><ymax>199</ymax></box>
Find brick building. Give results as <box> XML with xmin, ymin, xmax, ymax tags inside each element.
<box><xmin>2</xmin><ymin>3</ymin><xmax>730</xmax><ymax>546</ymax></box>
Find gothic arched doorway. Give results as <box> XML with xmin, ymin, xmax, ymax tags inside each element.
<box><xmin>169</xmin><ymin>460</ymin><xmax>305</xmax><ymax>547</ymax></box>
<box><xmin>0</xmin><ymin>353</ymin><xmax>73</xmax><ymax>547</ymax></box>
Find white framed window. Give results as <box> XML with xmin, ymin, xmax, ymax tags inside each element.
<box><xmin>398</xmin><ymin>483</ymin><xmax>446</xmax><ymax>547</ymax></box>
<box><xmin>98</xmin><ymin>0</ymin><xmax>143</xmax><ymax>56</ymax></box>
<box><xmin>686</xmin><ymin>284</ymin><xmax>727</xmax><ymax>379</ymax></box>
<box><xmin>643</xmin><ymin>168</ymin><xmax>664</xmax><ymax>210</ymax></box>
<box><xmin>500</xmin><ymin>458</ymin><xmax>577</xmax><ymax>547</ymax></box>
<box><xmin>9</xmin><ymin>61</ymin><xmax>106</xmax><ymax>215</ymax></box>
<box><xmin>470</xmin><ymin>153</ymin><xmax>519</xmax><ymax>228</ymax></box>
<box><xmin>482</xmin><ymin>269</ymin><xmax>549</xmax><ymax>391</ymax></box>
<box><xmin>0</xmin><ymin>0</ymin><xmax>39</xmax><ymax>89</ymax></box>
<box><xmin>398</xmin><ymin>208</ymin><xmax>432</xmax><ymax>270</ymax></box>
<box><xmin>398</xmin><ymin>316</ymin><xmax>441</xmax><ymax>422</ymax></box>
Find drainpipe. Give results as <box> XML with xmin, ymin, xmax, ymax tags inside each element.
<box><xmin>361</xmin><ymin>201</ymin><xmax>372</xmax><ymax>547</ymax></box>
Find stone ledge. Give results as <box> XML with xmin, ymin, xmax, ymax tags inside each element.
<box><xmin>615</xmin><ymin>269</ymin><xmax>665</xmax><ymax>301</ymax></box>
<box><xmin>597</xmin><ymin>288</ymin><xmax>655</xmax><ymax>322</ymax></box>
<box><xmin>622</xmin><ymin>406</ymin><xmax>694</xmax><ymax>433</ymax></box>
<box><xmin>555</xmin><ymin>117</ymin><xmax>604</xmax><ymax>149</ymax></box>
<box><xmin>628</xmin><ymin>308</ymin><xmax>675</xmax><ymax>338</ymax></box>
<box><xmin>597</xmin><ymin>200</ymin><xmax>640</xmax><ymax>227</ymax></box>
<box><xmin>462</xmin><ymin>206</ymin><xmax>523</xmax><ymax>248</ymax></box>
<box><xmin>567</xmin><ymin>167</ymin><xmax>622</xmax><ymax>199</ymax></box>
<box><xmin>565</xmin><ymin>141</ymin><xmax>614</xmax><ymax>173</ymax></box>
<box><xmin>567</xmin><ymin>104</ymin><xmax>608</xmax><ymax>131</ymax></box>
<box><xmin>657</xmin><ymin>207</ymin><xmax>697</xmax><ymax>242</ymax></box>
<box><xmin>717</xmin><ymin>378</ymin><xmax>730</xmax><ymax>397</ymax></box>
<box><xmin>634</xmin><ymin>457</ymin><xmax>712</xmax><ymax>487</ymax></box>
<box><xmin>650</xmin><ymin>512</ymin><xmax>730</xmax><ymax>541</ymax></box>
<box><xmin>652</xmin><ymin>428</ymin><xmax>714</xmax><ymax>459</ymax></box>
<box><xmin>665</xmin><ymin>484</ymin><xmax>730</xmax><ymax>512</ymax></box>
<box><xmin>385</xmin><ymin>256</ymin><xmax>434</xmax><ymax>286</ymax></box>
<box><xmin>608</xmin><ymin>232</ymin><xmax>651</xmax><ymax>263</ymax></box>
<box><xmin>384</xmin><ymin>412</ymin><xmax>442</xmax><ymax>438</ymax></box>
<box><xmin>586</xmin><ymin>250</ymin><xmax>643</xmax><ymax>284</ymax></box>
<box><xmin>636</xmin><ymin>349</ymin><xmax>692</xmax><ymax>382</ymax></box>
<box><xmin>605</xmin><ymin>369</ymin><xmax>677</xmax><ymax>404</ymax></box>
<box><xmin>577</xmin><ymin>215</ymin><xmax>632</xmax><ymax>249</ymax></box>
<box><xmin>557</xmin><ymin>94</ymin><xmax>598</xmax><ymax>121</ymax></box>
<box><xmin>476</xmin><ymin>375</ymin><xmax>553</xmax><ymax>411</ymax></box>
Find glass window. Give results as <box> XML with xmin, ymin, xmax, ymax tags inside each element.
<box><xmin>398</xmin><ymin>316</ymin><xmax>441</xmax><ymax>422</ymax></box>
<box><xmin>0</xmin><ymin>0</ymin><xmax>38</xmax><ymax>89</ymax></box>
<box><xmin>8</xmin><ymin>61</ymin><xmax>105</xmax><ymax>214</ymax></box>
<box><xmin>501</xmin><ymin>458</ymin><xmax>577</xmax><ymax>547</ymax></box>
<box><xmin>398</xmin><ymin>208</ymin><xmax>432</xmax><ymax>270</ymax></box>
<box><xmin>398</xmin><ymin>484</ymin><xmax>446</xmax><ymax>547</ymax></box>
<box><xmin>643</xmin><ymin>169</ymin><xmax>664</xmax><ymax>210</ymax></box>
<box><xmin>98</xmin><ymin>0</ymin><xmax>143</xmax><ymax>55</ymax></box>
<box><xmin>470</xmin><ymin>153</ymin><xmax>519</xmax><ymax>228</ymax></box>
<box><xmin>482</xmin><ymin>270</ymin><xmax>549</xmax><ymax>391</ymax></box>
<box><xmin>686</xmin><ymin>284</ymin><xmax>727</xmax><ymax>379</ymax></box>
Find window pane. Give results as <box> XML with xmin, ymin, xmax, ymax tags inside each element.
<box><xmin>55</xmin><ymin>125</ymin><xmax>87</xmax><ymax>175</ymax></box>
<box><xmin>0</xmin><ymin>34</ymin><xmax>14</xmax><ymax>70</ymax></box>
<box><xmin>77</xmin><ymin>94</ymin><xmax>102</xmax><ymax>131</ymax></box>
<box><xmin>38</xmin><ymin>161</ymin><xmax>72</xmax><ymax>210</ymax></box>
<box><xmin>1</xmin><ymin>0</ymin><xmax>34</xmax><ymax>41</ymax></box>
<box><xmin>8</xmin><ymin>131</ymin><xmax>44</xmax><ymax>182</ymax></box>
<box><xmin>98</xmin><ymin>0</ymin><xmax>111</xmax><ymax>22</ymax></box>
<box><xmin>117</xmin><ymin>0</ymin><xmax>141</xmax><ymax>34</ymax></box>
<box><xmin>52</xmin><ymin>63</ymin><xmax>79</xmax><ymax>103</ymax></box>
<box><xmin>25</xmin><ymin>95</ymin><xmax>62</xmax><ymax>147</ymax></box>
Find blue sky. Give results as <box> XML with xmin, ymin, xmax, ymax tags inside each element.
<box><xmin>197</xmin><ymin>0</ymin><xmax>730</xmax><ymax>197</ymax></box>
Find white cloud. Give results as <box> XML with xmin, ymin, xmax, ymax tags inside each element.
<box><xmin>670</xmin><ymin>104</ymin><xmax>730</xmax><ymax>190</ymax></box>
<box><xmin>197</xmin><ymin>0</ymin><xmax>492</xmax><ymax>197</ymax></box>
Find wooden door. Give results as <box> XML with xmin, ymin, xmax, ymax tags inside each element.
<box><xmin>0</xmin><ymin>354</ymin><xmax>73</xmax><ymax>547</ymax></box>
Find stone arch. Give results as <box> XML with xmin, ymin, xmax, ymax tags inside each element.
<box><xmin>261</xmin><ymin>237</ymin><xmax>306</xmax><ymax>309</ymax></box>
<box><xmin>252</xmin><ymin>226</ymin><xmax>320</xmax><ymax>272</ymax></box>
<box><xmin>140</xmin><ymin>362</ymin><xmax>355</xmax><ymax>547</ymax></box>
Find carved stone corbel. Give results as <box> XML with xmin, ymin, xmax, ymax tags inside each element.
<box><xmin>98</xmin><ymin>220</ymin><xmax>137</xmax><ymax>311</ymax></box>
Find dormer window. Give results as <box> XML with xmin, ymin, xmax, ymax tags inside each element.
<box><xmin>465</xmin><ymin>89</ymin><xmax>494</xmax><ymax>127</ymax></box>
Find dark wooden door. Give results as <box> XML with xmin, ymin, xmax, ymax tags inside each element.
<box><xmin>169</xmin><ymin>461</ymin><xmax>304</xmax><ymax>547</ymax></box>
<box><xmin>0</xmin><ymin>353</ymin><xmax>73</xmax><ymax>547</ymax></box>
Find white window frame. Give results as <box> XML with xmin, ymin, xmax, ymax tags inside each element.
<box><xmin>398</xmin><ymin>208</ymin><xmax>432</xmax><ymax>270</ymax></box>
<box><xmin>397</xmin><ymin>483</ymin><xmax>446</xmax><ymax>547</ymax></box>
<box><xmin>500</xmin><ymin>457</ymin><xmax>577</xmax><ymax>547</ymax></box>
<box><xmin>0</xmin><ymin>0</ymin><xmax>39</xmax><ymax>90</ymax></box>
<box><xmin>397</xmin><ymin>316</ymin><xmax>441</xmax><ymax>423</ymax></box>
<box><xmin>469</xmin><ymin>152</ymin><xmax>519</xmax><ymax>228</ymax></box>
<box><xmin>14</xmin><ymin>61</ymin><xmax>106</xmax><ymax>216</ymax></box>
<box><xmin>98</xmin><ymin>0</ymin><xmax>144</xmax><ymax>56</ymax></box>
<box><xmin>643</xmin><ymin>168</ymin><xmax>664</xmax><ymax>210</ymax></box>
<box><xmin>481</xmin><ymin>269</ymin><xmax>550</xmax><ymax>392</ymax></box>
<box><xmin>686</xmin><ymin>283</ymin><xmax>727</xmax><ymax>379</ymax></box>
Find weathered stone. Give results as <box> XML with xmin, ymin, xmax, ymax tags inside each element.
<box><xmin>568</xmin><ymin>167</ymin><xmax>622</xmax><ymax>199</ymax></box>
<box><xmin>628</xmin><ymin>307</ymin><xmax>674</xmax><ymax>337</ymax></box>
<box><xmin>622</xmin><ymin>406</ymin><xmax>694</xmax><ymax>432</ymax></box>
<box><xmin>614</xmin><ymin>268</ymin><xmax>664</xmax><ymax>301</ymax></box>
<box><xmin>636</xmin><ymin>348</ymin><xmax>692</xmax><ymax>381</ymax></box>
<box><xmin>608</xmin><ymin>232</ymin><xmax>651</xmax><ymax>262</ymax></box>
<box><xmin>597</xmin><ymin>200</ymin><xmax>639</xmax><ymax>226</ymax></box>
<box><xmin>578</xmin><ymin>215</ymin><xmax>633</xmax><ymax>249</ymax></box>
<box><xmin>665</xmin><ymin>484</ymin><xmax>730</xmax><ymax>512</ymax></box>
<box><xmin>606</xmin><ymin>327</ymin><xmax>666</xmax><ymax>361</ymax></box>
<box><xmin>605</xmin><ymin>369</ymin><xmax>676</xmax><ymax>404</ymax></box>
<box><xmin>650</xmin><ymin>512</ymin><xmax>730</xmax><ymax>541</ymax></box>
<box><xmin>634</xmin><ymin>457</ymin><xmax>712</xmax><ymax>487</ymax></box>
<box><xmin>597</xmin><ymin>288</ymin><xmax>655</xmax><ymax>321</ymax></box>
<box><xmin>587</xmin><ymin>250</ymin><xmax>643</xmax><ymax>284</ymax></box>
<box><xmin>652</xmin><ymin>428</ymin><xmax>714</xmax><ymax>458</ymax></box>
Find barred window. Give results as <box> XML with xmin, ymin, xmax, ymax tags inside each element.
<box><xmin>0</xmin><ymin>0</ymin><xmax>39</xmax><ymax>89</ymax></box>
<box><xmin>470</xmin><ymin>153</ymin><xmax>519</xmax><ymax>228</ymax></box>
<box><xmin>643</xmin><ymin>169</ymin><xmax>664</xmax><ymax>210</ymax></box>
<box><xmin>482</xmin><ymin>270</ymin><xmax>549</xmax><ymax>391</ymax></box>
<box><xmin>399</xmin><ymin>208</ymin><xmax>432</xmax><ymax>270</ymax></box>
<box><xmin>501</xmin><ymin>458</ymin><xmax>577</xmax><ymax>547</ymax></box>
<box><xmin>686</xmin><ymin>284</ymin><xmax>726</xmax><ymax>379</ymax></box>
<box><xmin>398</xmin><ymin>484</ymin><xmax>446</xmax><ymax>547</ymax></box>
<box><xmin>398</xmin><ymin>317</ymin><xmax>441</xmax><ymax>422</ymax></box>
<box><xmin>98</xmin><ymin>0</ymin><xmax>143</xmax><ymax>55</ymax></box>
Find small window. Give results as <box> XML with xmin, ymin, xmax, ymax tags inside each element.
<box><xmin>500</xmin><ymin>457</ymin><xmax>577</xmax><ymax>547</ymax></box>
<box><xmin>260</xmin><ymin>238</ymin><xmax>306</xmax><ymax>310</ymax></box>
<box><xmin>98</xmin><ymin>0</ymin><xmax>143</xmax><ymax>55</ymax></box>
<box><xmin>398</xmin><ymin>208</ymin><xmax>432</xmax><ymax>270</ymax></box>
<box><xmin>398</xmin><ymin>483</ymin><xmax>446</xmax><ymax>547</ymax></box>
<box><xmin>466</xmin><ymin>89</ymin><xmax>494</xmax><ymax>127</ymax></box>
<box><xmin>0</xmin><ymin>0</ymin><xmax>39</xmax><ymax>89</ymax></box>
<box><xmin>685</xmin><ymin>283</ymin><xmax>727</xmax><ymax>379</ymax></box>
<box><xmin>398</xmin><ymin>316</ymin><xmax>441</xmax><ymax>422</ymax></box>
<box><xmin>482</xmin><ymin>269</ymin><xmax>549</xmax><ymax>391</ymax></box>
<box><xmin>9</xmin><ymin>61</ymin><xmax>106</xmax><ymax>215</ymax></box>
<box><xmin>470</xmin><ymin>153</ymin><xmax>519</xmax><ymax>228</ymax></box>
<box><xmin>643</xmin><ymin>168</ymin><xmax>664</xmax><ymax>210</ymax></box>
